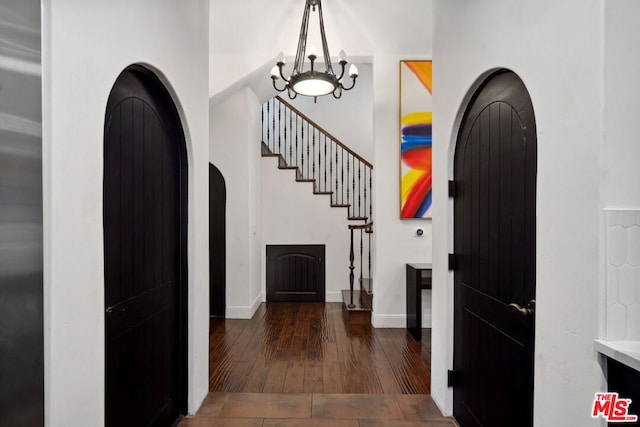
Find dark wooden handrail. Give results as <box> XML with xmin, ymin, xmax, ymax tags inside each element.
<box><xmin>348</xmin><ymin>222</ymin><xmax>373</xmax><ymax>230</ymax></box>
<box><xmin>275</xmin><ymin>96</ymin><xmax>373</xmax><ymax>169</ymax></box>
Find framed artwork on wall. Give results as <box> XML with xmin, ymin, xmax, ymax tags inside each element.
<box><xmin>400</xmin><ymin>60</ymin><xmax>432</xmax><ymax>219</ymax></box>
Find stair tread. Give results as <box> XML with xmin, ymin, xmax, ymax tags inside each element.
<box><xmin>260</xmin><ymin>142</ymin><xmax>275</xmax><ymax>155</ymax></box>
<box><xmin>348</xmin><ymin>216</ymin><xmax>368</xmax><ymax>221</ymax></box>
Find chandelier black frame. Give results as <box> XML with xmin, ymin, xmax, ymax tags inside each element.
<box><xmin>271</xmin><ymin>0</ymin><xmax>358</xmax><ymax>100</ymax></box>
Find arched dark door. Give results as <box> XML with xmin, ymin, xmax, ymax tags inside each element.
<box><xmin>209</xmin><ymin>163</ymin><xmax>226</xmax><ymax>317</ymax></box>
<box><xmin>104</xmin><ymin>66</ymin><xmax>187</xmax><ymax>427</ymax></box>
<box><xmin>453</xmin><ymin>71</ymin><xmax>537</xmax><ymax>427</ymax></box>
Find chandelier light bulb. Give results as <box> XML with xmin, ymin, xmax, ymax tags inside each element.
<box><xmin>339</xmin><ymin>50</ymin><xmax>347</xmax><ymax>62</ymax></box>
<box><xmin>270</xmin><ymin>65</ymin><xmax>280</xmax><ymax>79</ymax></box>
<box><xmin>349</xmin><ymin>64</ymin><xmax>359</xmax><ymax>78</ymax></box>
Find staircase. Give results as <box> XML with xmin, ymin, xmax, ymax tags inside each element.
<box><xmin>261</xmin><ymin>96</ymin><xmax>374</xmax><ymax>329</ymax></box>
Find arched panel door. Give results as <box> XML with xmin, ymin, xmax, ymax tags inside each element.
<box><xmin>104</xmin><ymin>66</ymin><xmax>187</xmax><ymax>427</ymax></box>
<box><xmin>209</xmin><ymin>163</ymin><xmax>226</xmax><ymax>317</ymax></box>
<box><xmin>453</xmin><ymin>71</ymin><xmax>537</xmax><ymax>427</ymax></box>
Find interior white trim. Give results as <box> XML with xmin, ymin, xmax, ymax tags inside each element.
<box><xmin>226</xmin><ymin>293</ymin><xmax>263</xmax><ymax>319</ymax></box>
<box><xmin>372</xmin><ymin>314</ymin><xmax>406</xmax><ymax>328</ymax></box>
<box><xmin>326</xmin><ymin>291</ymin><xmax>342</xmax><ymax>303</ymax></box>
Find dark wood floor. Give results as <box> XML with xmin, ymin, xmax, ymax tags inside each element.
<box><xmin>209</xmin><ymin>302</ymin><xmax>431</xmax><ymax>394</ymax></box>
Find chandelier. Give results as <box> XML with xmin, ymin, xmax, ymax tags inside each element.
<box><xmin>270</xmin><ymin>0</ymin><xmax>358</xmax><ymax>101</ymax></box>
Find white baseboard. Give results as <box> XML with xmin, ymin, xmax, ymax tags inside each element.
<box><xmin>372</xmin><ymin>313</ymin><xmax>432</xmax><ymax>328</ymax></box>
<box><xmin>372</xmin><ymin>314</ymin><xmax>406</xmax><ymax>328</ymax></box>
<box><xmin>189</xmin><ymin>383</ymin><xmax>209</xmax><ymax>416</ymax></box>
<box><xmin>326</xmin><ymin>291</ymin><xmax>342</xmax><ymax>303</ymax></box>
<box><xmin>226</xmin><ymin>293</ymin><xmax>263</xmax><ymax>319</ymax></box>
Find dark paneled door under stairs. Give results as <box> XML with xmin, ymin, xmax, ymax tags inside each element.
<box><xmin>453</xmin><ymin>71</ymin><xmax>537</xmax><ymax>427</ymax></box>
<box><xmin>209</xmin><ymin>163</ymin><xmax>226</xmax><ymax>317</ymax></box>
<box><xmin>104</xmin><ymin>66</ymin><xmax>187</xmax><ymax>427</ymax></box>
<box><xmin>266</xmin><ymin>245</ymin><xmax>325</xmax><ymax>302</ymax></box>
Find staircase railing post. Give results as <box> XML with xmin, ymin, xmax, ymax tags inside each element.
<box><xmin>348</xmin><ymin>227</ymin><xmax>355</xmax><ymax>308</ymax></box>
<box><xmin>368</xmin><ymin>226</ymin><xmax>372</xmax><ymax>289</ymax></box>
<box><xmin>271</xmin><ymin>98</ymin><xmax>275</xmax><ymax>152</ymax></box>
<box><xmin>359</xmin><ymin>228</ymin><xmax>364</xmax><ymax>307</ymax></box>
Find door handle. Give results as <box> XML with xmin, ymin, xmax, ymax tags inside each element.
<box><xmin>106</xmin><ymin>306</ymin><xmax>126</xmax><ymax>314</ymax></box>
<box><xmin>508</xmin><ymin>300</ymin><xmax>535</xmax><ymax>316</ymax></box>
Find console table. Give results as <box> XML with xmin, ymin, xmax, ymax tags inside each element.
<box><xmin>406</xmin><ymin>263</ymin><xmax>432</xmax><ymax>340</ymax></box>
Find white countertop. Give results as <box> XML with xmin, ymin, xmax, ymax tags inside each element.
<box><xmin>594</xmin><ymin>339</ymin><xmax>640</xmax><ymax>372</ymax></box>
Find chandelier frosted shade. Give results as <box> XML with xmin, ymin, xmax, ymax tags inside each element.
<box><xmin>291</xmin><ymin>71</ymin><xmax>337</xmax><ymax>96</ymax></box>
<box><xmin>271</xmin><ymin>0</ymin><xmax>358</xmax><ymax>100</ymax></box>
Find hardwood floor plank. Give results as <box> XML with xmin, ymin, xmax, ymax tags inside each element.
<box><xmin>212</xmin><ymin>309</ymin><xmax>268</xmax><ymax>392</ymax></box>
<box><xmin>208</xmin><ymin>303</ymin><xmax>431</xmax><ymax>395</ymax></box>
<box><xmin>322</xmin><ymin>361</ymin><xmax>343</xmax><ymax>394</ymax></box>
<box><xmin>283</xmin><ymin>358</ymin><xmax>306</xmax><ymax>393</ymax></box>
<box><xmin>368</xmin><ymin>336</ymin><xmax>403</xmax><ymax>394</ymax></box>
<box><xmin>375</xmin><ymin>329</ymin><xmax>430</xmax><ymax>394</ymax></box>
<box><xmin>263</xmin><ymin>357</ymin><xmax>289</xmax><ymax>393</ymax></box>
<box><xmin>243</xmin><ymin>361</ymin><xmax>270</xmax><ymax>393</ymax></box>
<box><xmin>209</xmin><ymin>319</ymin><xmax>251</xmax><ymax>392</ymax></box>
<box><xmin>303</xmin><ymin>360</ymin><xmax>324</xmax><ymax>393</ymax></box>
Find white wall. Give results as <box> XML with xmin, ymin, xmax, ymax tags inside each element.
<box><xmin>210</xmin><ymin>0</ymin><xmax>434</xmax><ymax>328</ymax></box>
<box><xmin>42</xmin><ymin>0</ymin><xmax>210</xmax><ymax>425</ymax></box>
<box><xmin>371</xmin><ymin>54</ymin><xmax>433</xmax><ymax>328</ymax></box>
<box><xmin>247</xmin><ymin>91</ymin><xmax>263</xmax><ymax>315</ymax></box>
<box><xmin>209</xmin><ymin>88</ymin><xmax>262</xmax><ymax>318</ymax></box>
<box><xmin>602</xmin><ymin>0</ymin><xmax>640</xmax><ymax>208</ymax></box>
<box><xmin>209</xmin><ymin>0</ymin><xmax>432</xmax><ymax>98</ymax></box>
<box><xmin>432</xmin><ymin>0</ymin><xmax>604</xmax><ymax>425</ymax></box>
<box><xmin>600</xmin><ymin>0</ymin><xmax>640</xmax><ymax>349</ymax></box>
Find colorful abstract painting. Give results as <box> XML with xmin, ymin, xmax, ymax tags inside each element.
<box><xmin>400</xmin><ymin>60</ymin><xmax>432</xmax><ymax>219</ymax></box>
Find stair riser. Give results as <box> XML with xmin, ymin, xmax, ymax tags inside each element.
<box><xmin>342</xmin><ymin>304</ymin><xmax>371</xmax><ymax>325</ymax></box>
